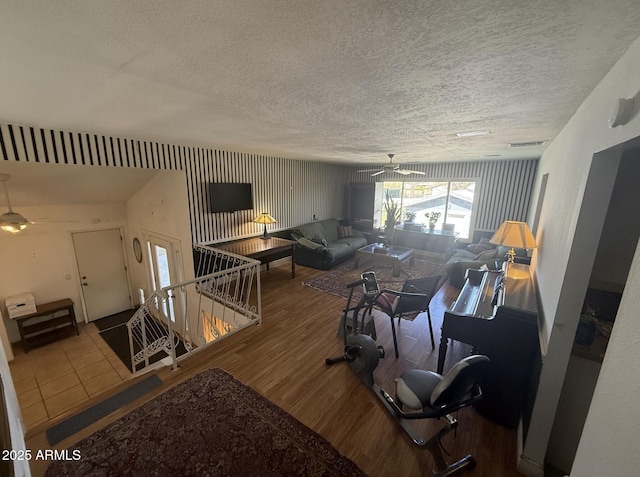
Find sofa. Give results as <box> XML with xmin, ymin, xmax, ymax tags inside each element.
<box><xmin>290</xmin><ymin>218</ymin><xmax>368</xmax><ymax>270</ymax></box>
<box><xmin>444</xmin><ymin>237</ymin><xmax>529</xmax><ymax>288</ymax></box>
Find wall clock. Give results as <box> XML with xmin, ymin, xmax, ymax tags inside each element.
<box><xmin>133</xmin><ymin>237</ymin><xmax>143</xmax><ymax>263</ymax></box>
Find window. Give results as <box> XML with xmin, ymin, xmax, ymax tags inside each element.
<box><xmin>380</xmin><ymin>180</ymin><xmax>477</xmax><ymax>239</ymax></box>
<box><xmin>146</xmin><ymin>233</ymin><xmax>183</xmax><ymax>326</ymax></box>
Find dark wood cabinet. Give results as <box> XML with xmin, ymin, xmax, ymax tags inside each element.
<box><xmin>348</xmin><ymin>182</ymin><xmax>375</xmax><ymax>231</ymax></box>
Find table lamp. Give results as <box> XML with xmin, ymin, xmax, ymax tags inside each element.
<box><xmin>489</xmin><ymin>220</ymin><xmax>536</xmax><ymax>278</ymax></box>
<box><xmin>254</xmin><ymin>212</ymin><xmax>277</xmax><ymax>239</ymax></box>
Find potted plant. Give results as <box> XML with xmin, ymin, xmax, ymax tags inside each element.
<box><xmin>404</xmin><ymin>210</ymin><xmax>416</xmax><ymax>223</ymax></box>
<box><xmin>384</xmin><ymin>191</ymin><xmax>401</xmax><ymax>243</ymax></box>
<box><xmin>403</xmin><ymin>210</ymin><xmax>423</xmax><ymax>231</ymax></box>
<box><xmin>425</xmin><ymin>211</ymin><xmax>441</xmax><ymax>231</ymax></box>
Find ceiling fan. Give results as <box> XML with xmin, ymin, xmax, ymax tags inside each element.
<box><xmin>357</xmin><ymin>154</ymin><xmax>426</xmax><ymax>177</ymax></box>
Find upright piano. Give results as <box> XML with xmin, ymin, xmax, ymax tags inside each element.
<box><xmin>439</xmin><ymin>263</ymin><xmax>540</xmax><ymax>428</ymax></box>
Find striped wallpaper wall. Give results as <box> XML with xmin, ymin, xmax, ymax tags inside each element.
<box><xmin>186</xmin><ymin>149</ymin><xmax>347</xmax><ymax>243</ymax></box>
<box><xmin>0</xmin><ymin>122</ymin><xmax>348</xmax><ymax>244</ymax></box>
<box><xmin>1</xmin><ymin>121</ymin><xmax>538</xmax><ymax>244</ymax></box>
<box><xmin>0</xmin><ymin>123</ymin><xmax>183</xmax><ymax>170</ymax></box>
<box><xmin>347</xmin><ymin>158</ymin><xmax>538</xmax><ymax>232</ymax></box>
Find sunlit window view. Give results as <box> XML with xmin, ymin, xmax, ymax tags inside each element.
<box><xmin>147</xmin><ymin>241</ymin><xmax>176</xmax><ymax>322</ymax></box>
<box><xmin>382</xmin><ymin>181</ymin><xmax>476</xmax><ymax>239</ymax></box>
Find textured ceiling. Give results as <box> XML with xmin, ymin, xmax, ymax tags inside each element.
<box><xmin>0</xmin><ymin>0</ymin><xmax>639</xmax><ymax>167</ymax></box>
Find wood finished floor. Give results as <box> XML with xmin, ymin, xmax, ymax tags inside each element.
<box><xmin>25</xmin><ymin>261</ymin><xmax>524</xmax><ymax>477</ymax></box>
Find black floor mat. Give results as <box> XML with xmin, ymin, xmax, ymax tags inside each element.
<box><xmin>93</xmin><ymin>309</ymin><xmax>137</xmax><ymax>331</ymax></box>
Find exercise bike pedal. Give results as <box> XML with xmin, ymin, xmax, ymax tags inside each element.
<box><xmin>377</xmin><ymin>345</ymin><xmax>385</xmax><ymax>358</ymax></box>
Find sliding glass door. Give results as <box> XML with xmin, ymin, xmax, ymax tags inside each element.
<box><xmin>381</xmin><ymin>180</ymin><xmax>476</xmax><ymax>239</ymax></box>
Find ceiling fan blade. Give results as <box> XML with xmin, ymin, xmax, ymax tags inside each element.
<box><xmin>31</xmin><ymin>218</ymin><xmax>81</xmax><ymax>224</ymax></box>
<box><xmin>356</xmin><ymin>169</ymin><xmax>376</xmax><ymax>173</ymax></box>
<box><xmin>371</xmin><ymin>170</ymin><xmax>386</xmax><ymax>177</ymax></box>
<box><xmin>395</xmin><ymin>169</ymin><xmax>425</xmax><ymax>175</ymax></box>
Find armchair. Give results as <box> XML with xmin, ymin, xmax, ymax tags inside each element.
<box><xmin>444</xmin><ymin>241</ymin><xmax>530</xmax><ymax>288</ymax></box>
<box><xmin>375</xmin><ymin>275</ymin><xmax>442</xmax><ymax>357</ymax></box>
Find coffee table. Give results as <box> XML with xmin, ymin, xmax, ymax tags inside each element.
<box><xmin>354</xmin><ymin>243</ymin><xmax>415</xmax><ymax>277</ymax></box>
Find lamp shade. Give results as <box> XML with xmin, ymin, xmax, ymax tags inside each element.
<box><xmin>254</xmin><ymin>212</ymin><xmax>276</xmax><ymax>239</ymax></box>
<box><xmin>489</xmin><ymin>221</ymin><xmax>537</xmax><ymax>249</ymax></box>
<box><xmin>253</xmin><ymin>212</ymin><xmax>277</xmax><ymax>225</ymax></box>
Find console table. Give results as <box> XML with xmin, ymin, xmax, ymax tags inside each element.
<box><xmin>215</xmin><ymin>237</ymin><xmax>296</xmax><ymax>278</ymax></box>
<box><xmin>392</xmin><ymin>226</ymin><xmax>458</xmax><ymax>254</ymax></box>
<box><xmin>15</xmin><ymin>298</ymin><xmax>78</xmax><ymax>352</ymax></box>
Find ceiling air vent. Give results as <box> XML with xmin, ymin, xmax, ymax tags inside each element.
<box><xmin>509</xmin><ymin>141</ymin><xmax>546</xmax><ymax>148</ymax></box>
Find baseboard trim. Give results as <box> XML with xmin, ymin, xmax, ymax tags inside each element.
<box><xmin>517</xmin><ymin>455</ymin><xmax>545</xmax><ymax>477</ymax></box>
<box><xmin>517</xmin><ymin>419</ymin><xmax>545</xmax><ymax>477</ymax></box>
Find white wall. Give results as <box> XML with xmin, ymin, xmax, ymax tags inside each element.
<box><xmin>0</xmin><ymin>203</ymin><xmax>129</xmax><ymax>343</ymax></box>
<box><xmin>0</xmin><ymin>336</ymin><xmax>30</xmax><ymax>476</ymax></box>
<box><xmin>125</xmin><ymin>170</ymin><xmax>195</xmax><ymax>301</ymax></box>
<box><xmin>570</xmin><ymin>239</ymin><xmax>640</xmax><ymax>476</ymax></box>
<box><xmin>522</xmin><ymin>35</ymin><xmax>640</xmax><ymax>474</ymax></box>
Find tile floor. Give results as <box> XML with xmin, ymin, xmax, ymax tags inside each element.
<box><xmin>9</xmin><ymin>322</ymin><xmax>133</xmax><ymax>430</ymax></box>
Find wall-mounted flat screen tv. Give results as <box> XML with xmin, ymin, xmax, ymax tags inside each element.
<box><xmin>209</xmin><ymin>182</ymin><xmax>254</xmax><ymax>213</ymax></box>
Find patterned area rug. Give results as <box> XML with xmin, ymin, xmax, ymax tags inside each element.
<box><xmin>303</xmin><ymin>256</ymin><xmax>446</xmax><ymax>303</ymax></box>
<box><xmin>45</xmin><ymin>368</ymin><xmax>366</xmax><ymax>477</ymax></box>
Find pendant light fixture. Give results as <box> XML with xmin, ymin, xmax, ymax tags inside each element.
<box><xmin>0</xmin><ymin>174</ymin><xmax>29</xmax><ymax>233</ymax></box>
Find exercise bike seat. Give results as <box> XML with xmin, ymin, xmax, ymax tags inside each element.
<box><xmin>395</xmin><ymin>355</ymin><xmax>490</xmax><ymax>418</ymax></box>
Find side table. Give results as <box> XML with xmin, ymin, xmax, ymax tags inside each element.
<box><xmin>15</xmin><ymin>298</ymin><xmax>78</xmax><ymax>352</ymax></box>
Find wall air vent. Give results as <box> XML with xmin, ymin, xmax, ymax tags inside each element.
<box><xmin>509</xmin><ymin>141</ymin><xmax>547</xmax><ymax>148</ymax></box>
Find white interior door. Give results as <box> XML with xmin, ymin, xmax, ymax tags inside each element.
<box><xmin>72</xmin><ymin>228</ymin><xmax>132</xmax><ymax>322</ymax></box>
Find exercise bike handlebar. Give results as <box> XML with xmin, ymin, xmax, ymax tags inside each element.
<box><xmin>346</xmin><ymin>278</ymin><xmax>367</xmax><ymax>288</ymax></box>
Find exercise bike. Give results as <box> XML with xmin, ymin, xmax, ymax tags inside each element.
<box><xmin>325</xmin><ymin>271</ymin><xmax>385</xmax><ymax>386</ymax></box>
<box><xmin>326</xmin><ymin>272</ymin><xmax>490</xmax><ymax>477</ymax></box>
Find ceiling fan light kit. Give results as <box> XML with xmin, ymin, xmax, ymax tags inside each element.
<box><xmin>0</xmin><ymin>174</ymin><xmax>29</xmax><ymax>233</ymax></box>
<box><xmin>0</xmin><ymin>211</ymin><xmax>29</xmax><ymax>233</ymax></box>
<box><xmin>357</xmin><ymin>154</ymin><xmax>426</xmax><ymax>176</ymax></box>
